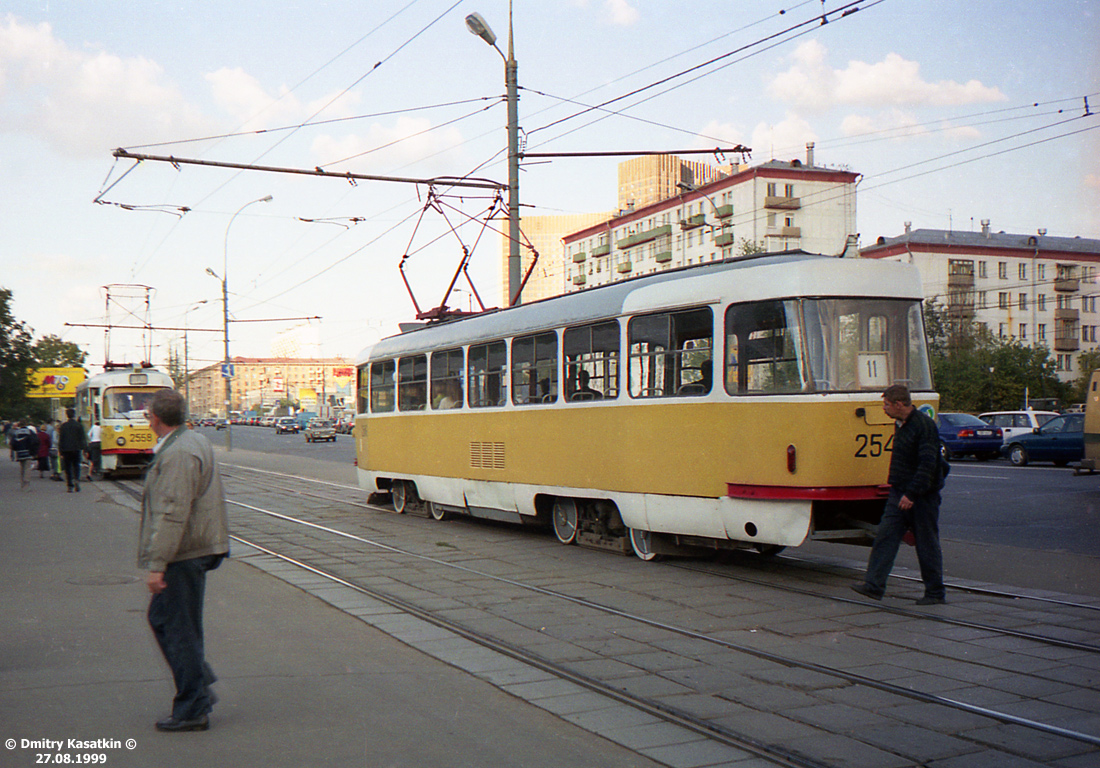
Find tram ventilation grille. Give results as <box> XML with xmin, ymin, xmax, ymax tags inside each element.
<box><xmin>470</xmin><ymin>441</ymin><xmax>505</xmax><ymax>470</ymax></box>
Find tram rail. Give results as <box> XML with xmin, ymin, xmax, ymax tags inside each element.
<box><xmin>113</xmin><ymin>470</ymin><xmax>1100</xmax><ymax>759</ymax></box>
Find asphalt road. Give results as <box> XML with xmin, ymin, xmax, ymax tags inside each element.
<box><xmin>205</xmin><ymin>423</ymin><xmax>1100</xmax><ymax>595</ymax></box>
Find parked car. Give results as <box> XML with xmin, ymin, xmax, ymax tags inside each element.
<box><xmin>334</xmin><ymin>417</ymin><xmax>354</xmax><ymax>434</ymax></box>
<box><xmin>937</xmin><ymin>413</ymin><xmax>1003</xmax><ymax>461</ymax></box>
<box><xmin>274</xmin><ymin>417</ymin><xmax>300</xmax><ymax>434</ymax></box>
<box><xmin>304</xmin><ymin>418</ymin><xmax>337</xmax><ymax>443</ymax></box>
<box><xmin>215</xmin><ymin>419</ymin><xmax>229</xmax><ymax>430</ymax></box>
<box><xmin>1001</xmin><ymin>413</ymin><xmax>1085</xmax><ymax>466</ymax></box>
<box><xmin>978</xmin><ymin>410</ymin><xmax>1059</xmax><ymax>444</ymax></box>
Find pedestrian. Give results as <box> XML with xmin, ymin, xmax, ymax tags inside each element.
<box><xmin>86</xmin><ymin>420</ymin><xmax>102</xmax><ymax>481</ymax></box>
<box><xmin>46</xmin><ymin>418</ymin><xmax>63</xmax><ymax>481</ymax></box>
<box><xmin>139</xmin><ymin>388</ymin><xmax>228</xmax><ymax>733</ymax></box>
<box><xmin>57</xmin><ymin>408</ymin><xmax>88</xmax><ymax>492</ymax></box>
<box><xmin>10</xmin><ymin>420</ymin><xmax>38</xmax><ymax>489</ymax></box>
<box><xmin>851</xmin><ymin>384</ymin><xmax>948</xmax><ymax>605</ymax></box>
<box><xmin>36</xmin><ymin>423</ymin><xmax>52</xmax><ymax>478</ymax></box>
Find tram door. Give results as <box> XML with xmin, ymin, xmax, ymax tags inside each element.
<box><xmin>1084</xmin><ymin>371</ymin><xmax>1100</xmax><ymax>471</ymax></box>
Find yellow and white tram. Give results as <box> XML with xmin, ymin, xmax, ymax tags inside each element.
<box><xmin>354</xmin><ymin>253</ymin><xmax>938</xmax><ymax>559</ymax></box>
<box><xmin>75</xmin><ymin>364</ymin><xmax>174</xmax><ymax>477</ymax></box>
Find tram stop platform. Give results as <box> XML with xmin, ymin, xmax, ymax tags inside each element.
<box><xmin>0</xmin><ymin>458</ymin><xmax>658</xmax><ymax>768</ymax></box>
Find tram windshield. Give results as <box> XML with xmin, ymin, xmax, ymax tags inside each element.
<box><xmin>103</xmin><ymin>388</ymin><xmax>158</xmax><ymax>419</ymax></box>
<box><xmin>725</xmin><ymin>298</ymin><xmax>932</xmax><ymax>394</ymax></box>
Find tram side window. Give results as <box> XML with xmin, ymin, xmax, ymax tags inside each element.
<box><xmin>468</xmin><ymin>341</ymin><xmax>507</xmax><ymax>407</ymax></box>
<box><xmin>725</xmin><ymin>301</ymin><xmax>804</xmax><ymax>394</ymax></box>
<box><xmin>564</xmin><ymin>320</ymin><xmax>619</xmax><ymax>401</ymax></box>
<box><xmin>430</xmin><ymin>348</ymin><xmax>464</xmax><ymax>409</ymax></box>
<box><xmin>356</xmin><ymin>365</ymin><xmax>369</xmax><ymax>413</ymax></box>
<box><xmin>398</xmin><ymin>355</ymin><xmax>428</xmax><ymax>411</ymax></box>
<box><xmin>628</xmin><ymin>307</ymin><xmax>713</xmax><ymax>398</ymax></box>
<box><xmin>512</xmin><ymin>332</ymin><xmax>558</xmax><ymax>405</ymax></box>
<box><xmin>370</xmin><ymin>360</ymin><xmax>395</xmax><ymax>413</ymax></box>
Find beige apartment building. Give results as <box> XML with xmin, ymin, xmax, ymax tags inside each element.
<box><xmin>565</xmin><ymin>155</ymin><xmax>858</xmax><ymax>291</ymax></box>
<box><xmin>860</xmin><ymin>221</ymin><xmax>1100</xmax><ymax>380</ymax></box>
<box><xmin>187</xmin><ymin>356</ymin><xmax>354</xmax><ymax>418</ymax></box>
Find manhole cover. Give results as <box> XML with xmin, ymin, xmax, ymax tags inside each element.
<box><xmin>66</xmin><ymin>574</ymin><xmax>140</xmax><ymax>586</ymax></box>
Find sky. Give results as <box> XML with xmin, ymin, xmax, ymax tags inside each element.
<box><xmin>2</xmin><ymin>0</ymin><xmax>1098</xmax><ymax>372</ymax></box>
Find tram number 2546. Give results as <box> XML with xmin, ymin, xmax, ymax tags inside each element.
<box><xmin>854</xmin><ymin>433</ymin><xmax>893</xmax><ymax>458</ymax></box>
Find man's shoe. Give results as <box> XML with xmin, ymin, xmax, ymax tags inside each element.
<box><xmin>155</xmin><ymin>715</ymin><xmax>209</xmax><ymax>732</ymax></box>
<box><xmin>849</xmin><ymin>583</ymin><xmax>882</xmax><ymax>601</ymax></box>
<box><xmin>915</xmin><ymin>595</ymin><xmax>946</xmax><ymax>606</ymax></box>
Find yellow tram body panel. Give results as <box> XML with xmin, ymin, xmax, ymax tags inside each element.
<box><xmin>358</xmin><ymin>397</ymin><xmax>933</xmax><ymax>498</ymax></box>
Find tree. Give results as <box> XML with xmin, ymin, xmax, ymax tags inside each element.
<box><xmin>738</xmin><ymin>238</ymin><xmax>766</xmax><ymax>257</ymax></box>
<box><xmin>1071</xmin><ymin>349</ymin><xmax>1100</xmax><ymax>403</ymax></box>
<box><xmin>0</xmin><ymin>288</ymin><xmax>37</xmax><ymax>420</ymax></box>
<box><xmin>923</xmin><ymin>299</ymin><xmax>1069</xmax><ymax>412</ymax></box>
<box><xmin>32</xmin><ymin>334</ymin><xmax>87</xmax><ymax>368</ymax></box>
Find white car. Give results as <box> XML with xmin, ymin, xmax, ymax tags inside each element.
<box><xmin>978</xmin><ymin>410</ymin><xmax>1059</xmax><ymax>444</ymax></box>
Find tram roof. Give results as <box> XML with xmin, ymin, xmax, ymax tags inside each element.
<box><xmin>357</xmin><ymin>252</ymin><xmax>923</xmax><ymax>363</ymax></box>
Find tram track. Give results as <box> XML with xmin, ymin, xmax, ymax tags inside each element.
<box><xmin>113</xmin><ymin>471</ymin><xmax>1100</xmax><ymax>758</ymax></box>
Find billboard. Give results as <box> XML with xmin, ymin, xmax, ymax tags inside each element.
<box><xmin>27</xmin><ymin>367</ymin><xmax>86</xmax><ymax>398</ymax></box>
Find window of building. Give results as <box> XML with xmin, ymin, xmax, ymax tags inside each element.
<box><xmin>1019</xmin><ymin>263</ymin><xmax>1027</xmax><ymax>280</ymax></box>
<box><xmin>1038</xmin><ymin>294</ymin><xmax>1047</xmax><ymax>311</ymax></box>
<box><xmin>564</xmin><ymin>320</ymin><xmax>620</xmax><ymax>401</ymax></box>
<box><xmin>369</xmin><ymin>360</ymin><xmax>395</xmax><ymax>413</ymax></box>
<box><xmin>1038</xmin><ymin>324</ymin><xmax>1046</xmax><ymax>341</ymax></box>
<box><xmin>998</xmin><ymin>262</ymin><xmax>1007</xmax><ymax>279</ymax></box>
<box><xmin>468</xmin><ymin>341</ymin><xmax>507</xmax><ymax>407</ymax></box>
<box><xmin>978</xmin><ymin>261</ymin><xmax>987</xmax><ymax>278</ymax></box>
<box><xmin>766</xmin><ymin>182</ymin><xmax>777</xmax><ymax>196</ymax></box>
<box><xmin>1019</xmin><ymin>294</ymin><xmax>1028</xmax><ymax>310</ymax></box>
<box><xmin>398</xmin><ymin>355</ymin><xmax>427</xmax><ymax>411</ymax></box>
<box><xmin>784</xmin><ymin>183</ymin><xmax>794</xmax><ymax>197</ymax></box>
<box><xmin>998</xmin><ymin>292</ymin><xmax>1009</xmax><ymax>309</ymax></box>
<box><xmin>430</xmin><ymin>348</ymin><xmax>463</xmax><ymax>409</ymax></box>
<box><xmin>1037</xmin><ymin>263</ymin><xmax>1045</xmax><ymax>280</ymax></box>
<box><xmin>999</xmin><ymin>323</ymin><xmax>1006</xmax><ymax>338</ymax></box>
<box><xmin>512</xmin><ymin>332</ymin><xmax>558</xmax><ymax>405</ymax></box>
<box><xmin>1019</xmin><ymin>323</ymin><xmax>1027</xmax><ymax>340</ymax></box>
<box><xmin>628</xmin><ymin>307</ymin><xmax>713</xmax><ymax>398</ymax></box>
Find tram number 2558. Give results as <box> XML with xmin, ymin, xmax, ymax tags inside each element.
<box><xmin>854</xmin><ymin>433</ymin><xmax>892</xmax><ymax>458</ymax></box>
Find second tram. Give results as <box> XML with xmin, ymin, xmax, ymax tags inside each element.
<box><xmin>74</xmin><ymin>364</ymin><xmax>174</xmax><ymax>477</ymax></box>
<box><xmin>354</xmin><ymin>253</ymin><xmax>938</xmax><ymax>559</ymax></box>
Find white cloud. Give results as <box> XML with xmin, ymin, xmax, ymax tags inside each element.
<box><xmin>604</xmin><ymin>0</ymin><xmax>639</xmax><ymax>26</ymax></box>
<box><xmin>205</xmin><ymin>67</ymin><xmax>361</xmax><ymax>133</ymax></box>
<box><xmin>750</xmin><ymin>114</ymin><xmax>818</xmax><ymax>162</ymax></box>
<box><xmin>770</xmin><ymin>40</ymin><xmax>1006</xmax><ymax>111</ymax></box>
<box><xmin>0</xmin><ymin>15</ymin><xmax>214</xmax><ymax>156</ymax></box>
<box><xmin>310</xmin><ymin>116</ymin><xmax>466</xmax><ymax>175</ymax></box>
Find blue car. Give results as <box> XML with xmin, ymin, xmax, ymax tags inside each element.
<box><xmin>1002</xmin><ymin>413</ymin><xmax>1085</xmax><ymax>467</ymax></box>
<box><xmin>937</xmin><ymin>413</ymin><xmax>1003</xmax><ymax>461</ymax></box>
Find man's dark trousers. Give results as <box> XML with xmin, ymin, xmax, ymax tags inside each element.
<box><xmin>61</xmin><ymin>451</ymin><xmax>81</xmax><ymax>490</ymax></box>
<box><xmin>863</xmin><ymin>488</ymin><xmax>945</xmax><ymax>599</ymax></box>
<box><xmin>147</xmin><ymin>555</ymin><xmax>221</xmax><ymax>720</ymax></box>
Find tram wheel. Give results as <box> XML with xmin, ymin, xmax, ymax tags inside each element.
<box><xmin>628</xmin><ymin>528</ymin><xmax>659</xmax><ymax>561</ymax></box>
<box><xmin>753</xmin><ymin>544</ymin><xmax>786</xmax><ymax>558</ymax></box>
<box><xmin>392</xmin><ymin>481</ymin><xmax>411</xmax><ymax>514</ymax></box>
<box><xmin>427</xmin><ymin>501</ymin><xmax>448</xmax><ymax>521</ymax></box>
<box><xmin>552</xmin><ymin>498</ymin><xmax>578</xmax><ymax>545</ymax></box>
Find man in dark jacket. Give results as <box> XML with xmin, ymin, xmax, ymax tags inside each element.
<box><xmin>57</xmin><ymin>409</ymin><xmax>87</xmax><ymax>492</ymax></box>
<box><xmin>852</xmin><ymin>384</ymin><xmax>947</xmax><ymax>605</ymax></box>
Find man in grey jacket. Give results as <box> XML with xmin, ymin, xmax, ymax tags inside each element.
<box><xmin>139</xmin><ymin>389</ymin><xmax>229</xmax><ymax>732</ymax></box>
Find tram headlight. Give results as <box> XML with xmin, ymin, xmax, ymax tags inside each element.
<box><xmin>116</xmin><ymin>436</ymin><xmax>126</xmax><ymax>447</ymax></box>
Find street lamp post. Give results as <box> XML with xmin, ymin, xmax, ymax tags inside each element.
<box><xmin>207</xmin><ymin>194</ymin><xmax>272</xmax><ymax>452</ymax></box>
<box><xmin>466</xmin><ymin>7</ymin><xmax>521</xmax><ymax>306</ymax></box>
<box><xmin>183</xmin><ymin>300</ymin><xmax>208</xmax><ymax>418</ymax></box>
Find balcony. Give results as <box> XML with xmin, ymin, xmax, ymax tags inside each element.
<box><xmin>591</xmin><ymin>244</ymin><xmax>610</xmax><ymax>258</ymax></box>
<box><xmin>1055</xmin><ymin>277</ymin><xmax>1080</xmax><ymax>292</ymax></box>
<box><xmin>714</xmin><ymin>204</ymin><xmax>734</xmax><ymax>219</ymax></box>
<box><xmin>764</xmin><ymin>196</ymin><xmax>801</xmax><ymax>210</ymax></box>
<box><xmin>616</xmin><ymin>261</ymin><xmax>633</xmax><ymax>274</ymax></box>
<box><xmin>948</xmin><ymin>272</ymin><xmax>975</xmax><ymax>289</ymax></box>
<box><xmin>572</xmin><ymin>251</ymin><xmax>586</xmax><ymax>263</ymax></box>
<box><xmin>1055</xmin><ymin>307</ymin><xmax>1080</xmax><ymax>322</ymax></box>
<box><xmin>616</xmin><ymin>224</ymin><xmax>672</xmax><ymax>251</ymax></box>
<box><xmin>714</xmin><ymin>232</ymin><xmax>734</xmax><ymax>248</ymax></box>
<box><xmin>1054</xmin><ymin>335</ymin><xmax>1080</xmax><ymax>352</ymax></box>
<box><xmin>765</xmin><ymin>227</ymin><xmax>801</xmax><ymax>239</ymax></box>
<box><xmin>654</xmin><ymin>250</ymin><xmax>673</xmax><ymax>264</ymax></box>
<box><xmin>572</xmin><ymin>273</ymin><xmax>587</xmax><ymax>286</ymax></box>
<box><xmin>679</xmin><ymin>213</ymin><xmax>706</xmax><ymax>230</ymax></box>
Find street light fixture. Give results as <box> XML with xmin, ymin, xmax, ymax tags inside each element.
<box><xmin>466</xmin><ymin>7</ymin><xmax>521</xmax><ymax>306</ymax></box>
<box><xmin>207</xmin><ymin>194</ymin><xmax>273</xmax><ymax>452</ymax></box>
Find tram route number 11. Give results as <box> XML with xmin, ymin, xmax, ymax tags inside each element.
<box><xmin>854</xmin><ymin>433</ymin><xmax>892</xmax><ymax>458</ymax></box>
